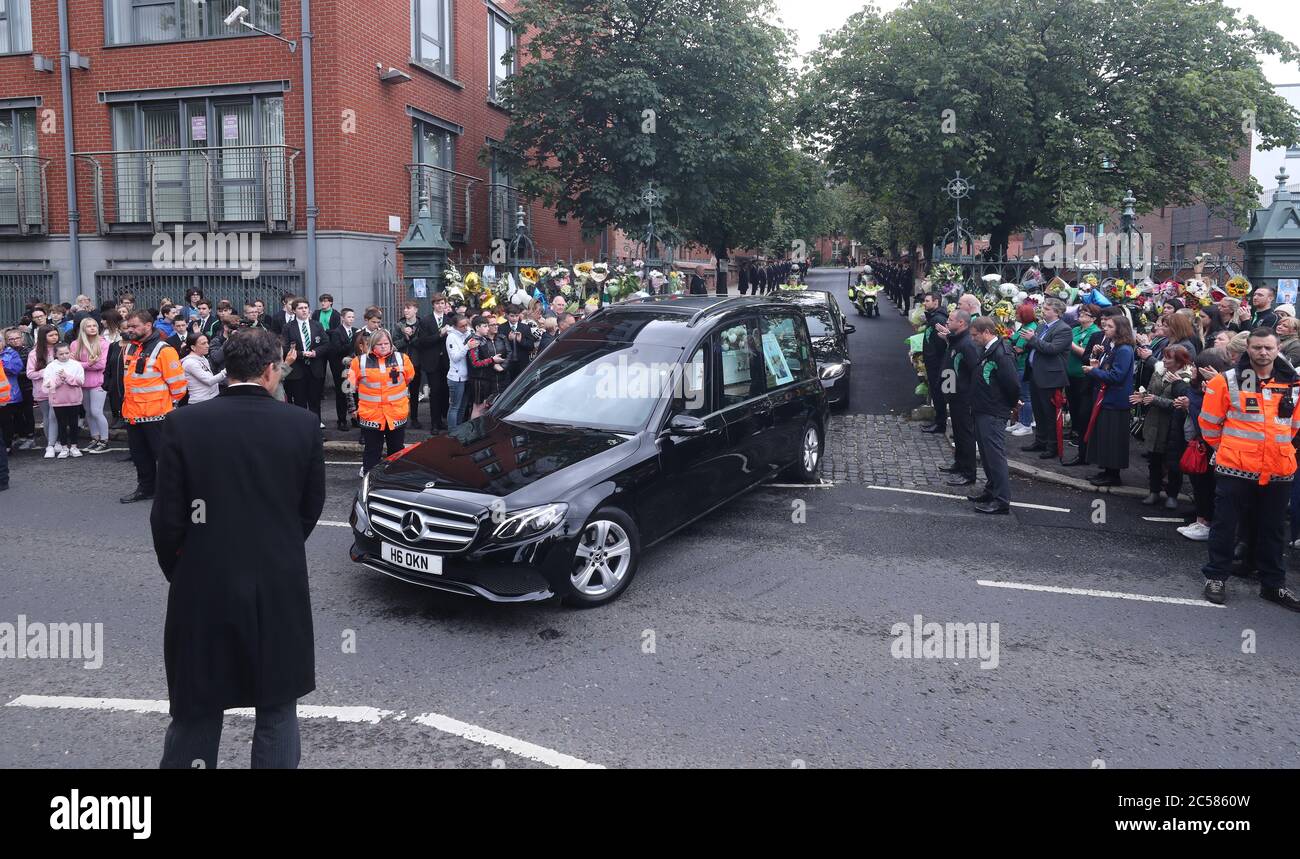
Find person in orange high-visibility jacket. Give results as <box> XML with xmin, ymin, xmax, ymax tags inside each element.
<box><xmin>0</xmin><ymin>355</ymin><xmax>10</xmax><ymax>490</ymax></box>
<box><xmin>119</xmin><ymin>311</ymin><xmax>188</xmax><ymax>504</ymax></box>
<box><xmin>1197</xmin><ymin>328</ymin><xmax>1300</xmax><ymax>610</ymax></box>
<box><xmin>350</xmin><ymin>328</ymin><xmax>415</xmax><ymax>475</ymax></box>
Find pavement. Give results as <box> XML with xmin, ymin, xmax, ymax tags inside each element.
<box><xmin>2</xmin><ymin>266</ymin><xmax>1298</xmax><ymax>769</ymax></box>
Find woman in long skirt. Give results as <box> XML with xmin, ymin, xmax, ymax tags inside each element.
<box><xmin>1085</xmin><ymin>314</ymin><xmax>1136</xmax><ymax>487</ymax></box>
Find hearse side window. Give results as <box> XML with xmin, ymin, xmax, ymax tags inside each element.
<box><xmin>717</xmin><ymin>318</ymin><xmax>763</xmax><ymax>407</ymax></box>
<box><xmin>759</xmin><ymin>313</ymin><xmax>815</xmax><ymax>387</ymax></box>
<box><xmin>671</xmin><ymin>345</ymin><xmax>710</xmax><ymax>417</ymax></box>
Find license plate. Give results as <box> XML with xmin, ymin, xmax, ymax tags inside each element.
<box><xmin>382</xmin><ymin>542</ymin><xmax>443</xmax><ymax>575</ymax></box>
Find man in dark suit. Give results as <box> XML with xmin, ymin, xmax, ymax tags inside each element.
<box><xmin>937</xmin><ymin>310</ymin><xmax>980</xmax><ymax>486</ymax></box>
<box><xmin>920</xmin><ymin>291</ymin><xmax>950</xmax><ymax>433</ymax></box>
<box><xmin>968</xmin><ymin>316</ymin><xmax>1021</xmax><ymax>514</ymax></box>
<box><xmin>280</xmin><ymin>297</ymin><xmax>328</xmax><ymax>420</ymax></box>
<box><xmin>689</xmin><ymin>265</ymin><xmax>708</xmax><ymax>295</ymax></box>
<box><xmin>266</xmin><ymin>292</ymin><xmax>296</xmax><ymax>337</ymax></box>
<box><xmin>501</xmin><ymin>306</ymin><xmax>535</xmax><ymax>384</ymax></box>
<box><xmin>328</xmin><ymin>307</ymin><xmax>358</xmax><ymax>430</ymax></box>
<box><xmin>152</xmin><ymin>327</ymin><xmax>325</xmax><ymax>768</ymax></box>
<box><xmin>416</xmin><ymin>293</ymin><xmax>453</xmax><ymax>431</ymax></box>
<box><xmin>737</xmin><ymin>261</ymin><xmax>750</xmax><ymax>295</ymax></box>
<box><xmin>1023</xmin><ymin>297</ymin><xmax>1072</xmax><ymax>459</ymax></box>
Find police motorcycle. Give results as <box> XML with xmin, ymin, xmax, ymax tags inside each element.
<box><xmin>848</xmin><ymin>267</ymin><xmax>881</xmax><ymax>317</ymax></box>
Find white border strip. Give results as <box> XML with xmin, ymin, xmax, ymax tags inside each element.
<box><xmin>5</xmin><ymin>695</ymin><xmax>603</xmax><ymax>769</ymax></box>
<box><xmin>866</xmin><ymin>484</ymin><xmax>1069</xmax><ymax>513</ymax></box>
<box><xmin>977</xmin><ymin>579</ymin><xmax>1222</xmax><ymax>608</ymax></box>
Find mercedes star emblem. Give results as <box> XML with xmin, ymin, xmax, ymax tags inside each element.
<box><xmin>401</xmin><ymin>510</ymin><xmax>424</xmax><ymax>541</ymax></box>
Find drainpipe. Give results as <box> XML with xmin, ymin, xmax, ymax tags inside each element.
<box><xmin>57</xmin><ymin>0</ymin><xmax>82</xmax><ymax>300</ymax></box>
<box><xmin>301</xmin><ymin>0</ymin><xmax>318</xmax><ymax>304</ymax></box>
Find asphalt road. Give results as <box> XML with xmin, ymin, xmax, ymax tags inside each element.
<box><xmin>3</xmin><ymin>269</ymin><xmax>1298</xmax><ymax>768</ymax></box>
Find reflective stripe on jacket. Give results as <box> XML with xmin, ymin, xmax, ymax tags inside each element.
<box><xmin>1198</xmin><ymin>360</ymin><xmax>1300</xmax><ymax>485</ymax></box>
<box><xmin>349</xmin><ymin>351</ymin><xmax>415</xmax><ymax>431</ymax></box>
<box><xmin>122</xmin><ymin>337</ymin><xmax>187</xmax><ymax>424</ymax></box>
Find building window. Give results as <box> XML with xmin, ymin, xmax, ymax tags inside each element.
<box><xmin>413</xmin><ymin>0</ymin><xmax>452</xmax><ymax>76</ymax></box>
<box><xmin>412</xmin><ymin>119</ymin><xmax>456</xmax><ymax>228</ymax></box>
<box><xmin>106</xmin><ymin>0</ymin><xmax>281</xmax><ymax>46</ymax></box>
<box><xmin>109</xmin><ymin>94</ymin><xmax>286</xmax><ymax>224</ymax></box>
<box><xmin>0</xmin><ymin>107</ymin><xmax>39</xmax><ymax>228</ymax></box>
<box><xmin>0</xmin><ymin>0</ymin><xmax>32</xmax><ymax>54</ymax></box>
<box><xmin>488</xmin><ymin>10</ymin><xmax>515</xmax><ymax>103</ymax></box>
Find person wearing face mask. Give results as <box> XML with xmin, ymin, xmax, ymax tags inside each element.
<box><xmin>351</xmin><ymin>328</ymin><xmax>416</xmax><ymax>476</ymax></box>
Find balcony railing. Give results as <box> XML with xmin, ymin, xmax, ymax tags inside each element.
<box><xmin>0</xmin><ymin>156</ymin><xmax>50</xmax><ymax>236</ymax></box>
<box><xmin>487</xmin><ymin>182</ymin><xmax>536</xmax><ymax>246</ymax></box>
<box><xmin>407</xmin><ymin>164</ymin><xmax>478</xmax><ymax>244</ymax></box>
<box><xmin>73</xmin><ymin>144</ymin><xmax>300</xmax><ymax>234</ymax></box>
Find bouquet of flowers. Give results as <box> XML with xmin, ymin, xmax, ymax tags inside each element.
<box><xmin>930</xmin><ymin>262</ymin><xmax>964</xmax><ymax>298</ymax></box>
<box><xmin>1225</xmin><ymin>275</ymin><xmax>1251</xmax><ymax>299</ymax></box>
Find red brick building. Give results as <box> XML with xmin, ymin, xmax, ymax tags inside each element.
<box><xmin>0</xmin><ymin>0</ymin><xmax>602</xmax><ymax>319</ymax></box>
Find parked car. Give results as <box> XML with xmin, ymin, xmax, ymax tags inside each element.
<box><xmin>350</xmin><ymin>295</ymin><xmax>829</xmax><ymax>607</ymax></box>
<box><xmin>772</xmin><ymin>289</ymin><xmax>854</xmax><ymax>409</ymax></box>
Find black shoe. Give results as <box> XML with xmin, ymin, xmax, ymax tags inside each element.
<box><xmin>1037</xmin><ymin>449</ymin><xmax>1058</xmax><ymax>460</ymax></box>
<box><xmin>920</xmin><ymin>424</ymin><xmax>944</xmax><ymax>434</ymax></box>
<box><xmin>974</xmin><ymin>501</ymin><xmax>1010</xmax><ymax>515</ymax></box>
<box><xmin>944</xmin><ymin>474</ymin><xmax>976</xmax><ymax>487</ymax></box>
<box><xmin>1203</xmin><ymin>579</ymin><xmax>1227</xmax><ymax>605</ymax></box>
<box><xmin>938</xmin><ymin>463</ymin><xmax>963</xmax><ymax>474</ymax></box>
<box><xmin>1089</xmin><ymin>473</ymin><xmax>1121</xmax><ymax>487</ymax></box>
<box><xmin>1140</xmin><ymin>493</ymin><xmax>1161</xmax><ymax>506</ymax></box>
<box><xmin>337</xmin><ymin>420</ymin><xmax>348</xmax><ymax>431</ymax></box>
<box><xmin>0</xmin><ymin>483</ymin><xmax>8</xmax><ymax>492</ymax></box>
<box><xmin>118</xmin><ymin>454</ymin><xmax>133</xmax><ymax>463</ymax></box>
<box><xmin>1021</xmin><ymin>442</ymin><xmax>1046</xmax><ymax>452</ymax></box>
<box><xmin>1060</xmin><ymin>456</ymin><xmax>1087</xmax><ymax>467</ymax></box>
<box><xmin>967</xmin><ymin>491</ymin><xmax>993</xmax><ymax>503</ymax></box>
<box><xmin>119</xmin><ymin>489</ymin><xmax>153</xmax><ymax>504</ymax></box>
<box><xmin>1260</xmin><ymin>587</ymin><xmax>1300</xmax><ymax>611</ymax></box>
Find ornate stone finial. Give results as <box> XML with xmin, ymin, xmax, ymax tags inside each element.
<box><xmin>1275</xmin><ymin>166</ymin><xmax>1292</xmax><ymax>203</ymax></box>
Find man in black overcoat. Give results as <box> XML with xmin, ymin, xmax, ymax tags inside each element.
<box><xmin>152</xmin><ymin>327</ymin><xmax>326</xmax><ymax>768</ymax></box>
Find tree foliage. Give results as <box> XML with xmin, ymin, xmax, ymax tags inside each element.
<box><xmin>497</xmin><ymin>0</ymin><xmax>802</xmax><ymax>259</ymax></box>
<box><xmin>798</xmin><ymin>0</ymin><xmax>1300</xmax><ymax>257</ymax></box>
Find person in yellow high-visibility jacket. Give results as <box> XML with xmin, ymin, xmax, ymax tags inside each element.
<box><xmin>120</xmin><ymin>311</ymin><xmax>187</xmax><ymax>503</ymax></box>
<box><xmin>1198</xmin><ymin>327</ymin><xmax>1300</xmax><ymax>610</ymax></box>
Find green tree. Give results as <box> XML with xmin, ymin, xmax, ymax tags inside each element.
<box><xmin>799</xmin><ymin>0</ymin><xmax>1300</xmax><ymax>258</ymax></box>
<box><xmin>497</xmin><ymin>0</ymin><xmax>799</xmax><ymax>283</ymax></box>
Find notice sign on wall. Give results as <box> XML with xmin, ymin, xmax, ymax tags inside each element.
<box><xmin>191</xmin><ymin>116</ymin><xmax>207</xmax><ymax>142</ymax></box>
<box><xmin>1278</xmin><ymin>279</ymin><xmax>1299</xmax><ymax>307</ymax></box>
<box><xmin>222</xmin><ymin>114</ymin><xmax>240</xmax><ymax>141</ymax></box>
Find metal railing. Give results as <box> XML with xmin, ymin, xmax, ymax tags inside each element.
<box><xmin>74</xmin><ymin>144</ymin><xmax>300</xmax><ymax>234</ymax></box>
<box><xmin>407</xmin><ymin>164</ymin><xmax>478</xmax><ymax>244</ymax></box>
<box><xmin>95</xmin><ymin>270</ymin><xmax>304</xmax><ymax>315</ymax></box>
<box><xmin>0</xmin><ymin>270</ymin><xmax>58</xmax><ymax>327</ymax></box>
<box><xmin>487</xmin><ymin>182</ymin><xmax>533</xmax><ymax>246</ymax></box>
<box><xmin>0</xmin><ymin>156</ymin><xmax>50</xmax><ymax>235</ymax></box>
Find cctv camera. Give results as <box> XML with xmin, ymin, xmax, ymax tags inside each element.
<box><xmin>224</xmin><ymin>5</ymin><xmax>248</xmax><ymax>27</ymax></box>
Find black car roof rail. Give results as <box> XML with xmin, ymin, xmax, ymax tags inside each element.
<box><xmin>686</xmin><ymin>296</ymin><xmax>770</xmax><ymax>327</ymax></box>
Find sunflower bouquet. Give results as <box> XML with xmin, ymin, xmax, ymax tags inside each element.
<box><xmin>1225</xmin><ymin>275</ymin><xmax>1252</xmax><ymax>299</ymax></box>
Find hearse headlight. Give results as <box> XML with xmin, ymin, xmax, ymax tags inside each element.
<box><xmin>819</xmin><ymin>363</ymin><xmax>846</xmax><ymax>380</ymax></box>
<box><xmin>492</xmin><ymin>503</ymin><xmax>569</xmax><ymax>540</ymax></box>
<box><xmin>359</xmin><ymin>470</ymin><xmax>372</xmax><ymax>505</ymax></box>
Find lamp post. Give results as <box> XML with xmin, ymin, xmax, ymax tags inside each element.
<box><xmin>1120</xmin><ymin>189</ymin><xmax>1136</xmax><ymax>283</ymax></box>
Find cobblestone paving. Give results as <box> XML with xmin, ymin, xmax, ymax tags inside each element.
<box><xmin>825</xmin><ymin>413</ymin><xmax>953</xmax><ymax>487</ymax></box>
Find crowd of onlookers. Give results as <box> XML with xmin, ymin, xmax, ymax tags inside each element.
<box><xmin>910</xmin><ymin>274</ymin><xmax>1300</xmax><ymax>612</ymax></box>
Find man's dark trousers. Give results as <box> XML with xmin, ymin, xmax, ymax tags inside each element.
<box><xmin>328</xmin><ymin>355</ymin><xmax>348</xmax><ymax>423</ymax></box>
<box><xmin>949</xmin><ymin>393</ymin><xmax>977</xmax><ymax>478</ymax></box>
<box><xmin>974</xmin><ymin>413</ymin><xmax>1010</xmax><ymax>505</ymax></box>
<box><xmin>160</xmin><ymin>701</ymin><xmax>300</xmax><ymax>769</ymax></box>
<box><xmin>926</xmin><ymin>361</ymin><xmax>948</xmax><ymax>427</ymax></box>
<box><xmin>127</xmin><ymin>421</ymin><xmax>164</xmax><ymax>495</ymax></box>
<box><xmin>284</xmin><ymin>377</ymin><xmax>324</xmax><ymax>418</ymax></box>
<box><xmin>1203</xmin><ymin>476</ymin><xmax>1289</xmax><ymax>589</ymax></box>
<box><xmin>1026</xmin><ymin>363</ymin><xmax>1061</xmax><ymax>451</ymax></box>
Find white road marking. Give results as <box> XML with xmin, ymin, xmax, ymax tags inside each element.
<box><xmin>765</xmin><ymin>481</ymin><xmax>836</xmax><ymax>488</ymax></box>
<box><xmin>5</xmin><ymin>695</ymin><xmax>603</xmax><ymax>769</ymax></box>
<box><xmin>866</xmin><ymin>484</ymin><xmax>1069</xmax><ymax>513</ymax></box>
<box><xmin>1142</xmin><ymin>517</ymin><xmax>1185</xmax><ymax>523</ymax></box>
<box><xmin>976</xmin><ymin>579</ymin><xmax>1223</xmax><ymax>608</ymax></box>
